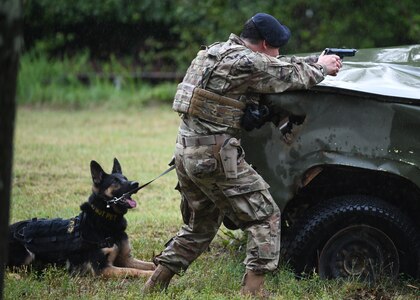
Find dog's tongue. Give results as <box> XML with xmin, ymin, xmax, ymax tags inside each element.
<box><xmin>126</xmin><ymin>198</ymin><xmax>137</xmax><ymax>208</ymax></box>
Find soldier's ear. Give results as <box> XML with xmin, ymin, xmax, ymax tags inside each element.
<box><xmin>91</xmin><ymin>160</ymin><xmax>106</xmax><ymax>185</ymax></box>
<box><xmin>112</xmin><ymin>158</ymin><xmax>122</xmax><ymax>174</ymax></box>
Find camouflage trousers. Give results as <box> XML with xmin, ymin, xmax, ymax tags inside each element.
<box><xmin>155</xmin><ymin>134</ymin><xmax>281</xmax><ymax>274</ymax></box>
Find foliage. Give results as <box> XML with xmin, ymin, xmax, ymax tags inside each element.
<box><xmin>23</xmin><ymin>0</ymin><xmax>420</xmax><ymax>70</ymax></box>
<box><xmin>17</xmin><ymin>51</ymin><xmax>177</xmax><ymax>108</ymax></box>
<box><xmin>5</xmin><ymin>107</ymin><xmax>420</xmax><ymax>299</ymax></box>
<box><xmin>278</xmin><ymin>0</ymin><xmax>420</xmax><ymax>52</ymax></box>
<box><xmin>20</xmin><ymin>0</ymin><xmax>420</xmax><ymax>107</ymax></box>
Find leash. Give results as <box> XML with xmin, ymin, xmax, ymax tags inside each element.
<box><xmin>106</xmin><ymin>163</ymin><xmax>176</xmax><ymax>207</ymax></box>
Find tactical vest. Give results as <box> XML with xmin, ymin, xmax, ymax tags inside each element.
<box><xmin>172</xmin><ymin>43</ymin><xmax>246</xmax><ymax>129</ymax></box>
<box><xmin>16</xmin><ymin>213</ymin><xmax>114</xmax><ymax>262</ymax></box>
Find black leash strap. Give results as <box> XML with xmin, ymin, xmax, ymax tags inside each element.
<box><xmin>132</xmin><ymin>164</ymin><xmax>176</xmax><ymax>194</ymax></box>
<box><xmin>109</xmin><ymin>164</ymin><xmax>176</xmax><ymax>205</ymax></box>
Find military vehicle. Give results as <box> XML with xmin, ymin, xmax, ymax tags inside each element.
<box><xmin>242</xmin><ymin>45</ymin><xmax>420</xmax><ymax>280</ymax></box>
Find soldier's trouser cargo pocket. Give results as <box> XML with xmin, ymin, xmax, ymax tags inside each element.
<box><xmin>221</xmin><ymin>178</ymin><xmax>272</xmax><ymax>222</ymax></box>
<box><xmin>219</xmin><ymin>173</ymin><xmax>281</xmax><ymax>272</ymax></box>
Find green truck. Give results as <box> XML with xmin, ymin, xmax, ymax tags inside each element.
<box><xmin>242</xmin><ymin>45</ymin><xmax>420</xmax><ymax>280</ymax></box>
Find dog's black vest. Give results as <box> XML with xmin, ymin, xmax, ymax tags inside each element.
<box><xmin>15</xmin><ymin>212</ymin><xmax>114</xmax><ymax>262</ymax></box>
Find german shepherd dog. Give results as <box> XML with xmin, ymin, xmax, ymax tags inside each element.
<box><xmin>7</xmin><ymin>158</ymin><xmax>156</xmax><ymax>278</ymax></box>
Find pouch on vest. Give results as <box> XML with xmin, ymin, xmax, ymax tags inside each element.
<box><xmin>172</xmin><ymin>82</ymin><xmax>196</xmax><ymax>114</ymax></box>
<box><xmin>23</xmin><ymin>216</ymin><xmax>84</xmax><ymax>261</ymax></box>
<box><xmin>219</xmin><ymin>138</ymin><xmax>240</xmax><ymax>179</ymax></box>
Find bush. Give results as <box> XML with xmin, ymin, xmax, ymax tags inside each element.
<box><xmin>19</xmin><ymin>0</ymin><xmax>420</xmax><ymax>107</ymax></box>
<box><xmin>17</xmin><ymin>51</ymin><xmax>177</xmax><ymax>108</ymax></box>
<box><xmin>24</xmin><ymin>0</ymin><xmax>420</xmax><ymax>70</ymax></box>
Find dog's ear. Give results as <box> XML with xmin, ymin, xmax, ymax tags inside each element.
<box><xmin>112</xmin><ymin>157</ymin><xmax>122</xmax><ymax>174</ymax></box>
<box><xmin>91</xmin><ymin>160</ymin><xmax>106</xmax><ymax>184</ymax></box>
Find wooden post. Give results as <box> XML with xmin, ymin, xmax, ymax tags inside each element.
<box><xmin>0</xmin><ymin>1</ymin><xmax>23</xmax><ymax>299</ymax></box>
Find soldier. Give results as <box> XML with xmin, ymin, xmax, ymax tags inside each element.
<box><xmin>143</xmin><ymin>13</ymin><xmax>342</xmax><ymax>296</ymax></box>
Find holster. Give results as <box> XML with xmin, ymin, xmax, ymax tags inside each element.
<box><xmin>219</xmin><ymin>138</ymin><xmax>240</xmax><ymax>179</ymax></box>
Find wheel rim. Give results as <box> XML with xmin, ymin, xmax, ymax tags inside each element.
<box><xmin>319</xmin><ymin>225</ymin><xmax>399</xmax><ymax>280</ymax></box>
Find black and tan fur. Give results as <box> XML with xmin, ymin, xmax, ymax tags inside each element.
<box><xmin>7</xmin><ymin>158</ymin><xmax>155</xmax><ymax>278</ymax></box>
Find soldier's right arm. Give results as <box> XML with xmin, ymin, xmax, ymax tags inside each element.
<box><xmin>277</xmin><ymin>54</ymin><xmax>318</xmax><ymax>64</ymax></box>
<box><xmin>243</xmin><ymin>52</ymin><xmax>326</xmax><ymax>94</ymax></box>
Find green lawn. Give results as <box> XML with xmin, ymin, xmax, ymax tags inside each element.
<box><xmin>5</xmin><ymin>107</ymin><xmax>420</xmax><ymax>299</ymax></box>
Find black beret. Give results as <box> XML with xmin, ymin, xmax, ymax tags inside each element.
<box><xmin>251</xmin><ymin>13</ymin><xmax>291</xmax><ymax>48</ymax></box>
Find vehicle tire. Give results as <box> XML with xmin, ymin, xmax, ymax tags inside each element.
<box><xmin>280</xmin><ymin>195</ymin><xmax>420</xmax><ymax>280</ymax></box>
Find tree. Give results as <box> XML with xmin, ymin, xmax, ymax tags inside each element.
<box><xmin>0</xmin><ymin>1</ymin><xmax>23</xmax><ymax>299</ymax></box>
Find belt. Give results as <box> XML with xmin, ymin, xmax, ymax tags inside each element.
<box><xmin>177</xmin><ymin>134</ymin><xmax>231</xmax><ymax>147</ymax></box>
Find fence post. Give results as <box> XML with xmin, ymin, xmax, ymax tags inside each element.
<box><xmin>0</xmin><ymin>1</ymin><xmax>23</xmax><ymax>299</ymax></box>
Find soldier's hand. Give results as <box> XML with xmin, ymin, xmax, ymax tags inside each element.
<box><xmin>317</xmin><ymin>54</ymin><xmax>342</xmax><ymax>76</ymax></box>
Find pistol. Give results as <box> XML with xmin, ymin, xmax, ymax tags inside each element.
<box><xmin>324</xmin><ymin>48</ymin><xmax>357</xmax><ymax>59</ymax></box>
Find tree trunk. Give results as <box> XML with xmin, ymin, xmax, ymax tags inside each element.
<box><xmin>0</xmin><ymin>1</ymin><xmax>23</xmax><ymax>299</ymax></box>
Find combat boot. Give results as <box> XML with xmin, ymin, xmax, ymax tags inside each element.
<box><xmin>240</xmin><ymin>269</ymin><xmax>267</xmax><ymax>297</ymax></box>
<box><xmin>142</xmin><ymin>264</ymin><xmax>175</xmax><ymax>294</ymax></box>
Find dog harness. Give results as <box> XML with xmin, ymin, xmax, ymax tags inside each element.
<box><xmin>15</xmin><ymin>212</ymin><xmax>115</xmax><ymax>262</ymax></box>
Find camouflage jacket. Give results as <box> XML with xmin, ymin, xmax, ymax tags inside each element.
<box><xmin>178</xmin><ymin>33</ymin><xmax>324</xmax><ymax>137</ymax></box>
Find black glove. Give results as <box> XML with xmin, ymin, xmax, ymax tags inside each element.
<box><xmin>241</xmin><ymin>104</ymin><xmax>270</xmax><ymax>131</ymax></box>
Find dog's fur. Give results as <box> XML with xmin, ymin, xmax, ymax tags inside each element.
<box><xmin>7</xmin><ymin>158</ymin><xmax>155</xmax><ymax>278</ymax></box>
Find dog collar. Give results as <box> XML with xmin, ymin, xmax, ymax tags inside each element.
<box><xmin>90</xmin><ymin>203</ymin><xmax>119</xmax><ymax>221</ymax></box>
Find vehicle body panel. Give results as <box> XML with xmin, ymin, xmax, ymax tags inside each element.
<box><xmin>317</xmin><ymin>44</ymin><xmax>420</xmax><ymax>100</ymax></box>
<box><xmin>242</xmin><ymin>45</ymin><xmax>420</xmax><ymax>210</ymax></box>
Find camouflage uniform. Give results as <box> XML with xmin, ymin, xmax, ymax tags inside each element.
<box><xmin>155</xmin><ymin>33</ymin><xmax>324</xmax><ymax>274</ymax></box>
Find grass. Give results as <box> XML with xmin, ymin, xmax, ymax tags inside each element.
<box><xmin>5</xmin><ymin>106</ymin><xmax>420</xmax><ymax>299</ymax></box>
